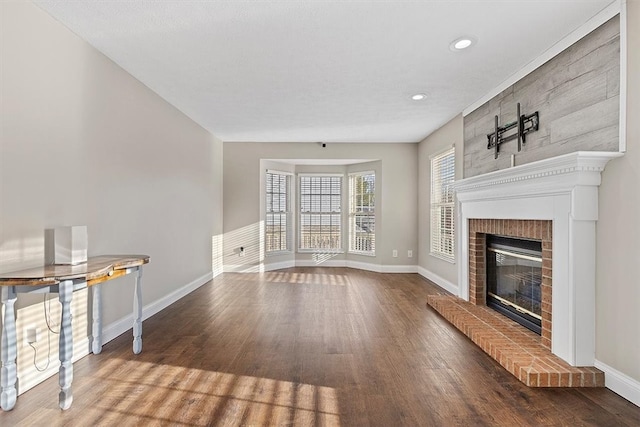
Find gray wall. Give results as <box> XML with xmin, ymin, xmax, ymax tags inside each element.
<box><xmin>1</xmin><ymin>2</ymin><xmax>222</xmax><ymax>392</ymax></box>
<box><xmin>595</xmin><ymin>2</ymin><xmax>640</xmax><ymax>388</ymax></box>
<box><xmin>417</xmin><ymin>115</ymin><xmax>463</xmax><ymax>289</ymax></box>
<box><xmin>223</xmin><ymin>142</ymin><xmax>417</xmax><ymax>271</ymax></box>
<box><xmin>464</xmin><ymin>17</ymin><xmax>620</xmax><ymax>178</ymax></box>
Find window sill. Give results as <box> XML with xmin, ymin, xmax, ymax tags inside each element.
<box><xmin>266</xmin><ymin>250</ymin><xmax>293</xmax><ymax>257</ymax></box>
<box><xmin>348</xmin><ymin>251</ymin><xmax>376</xmax><ymax>257</ymax></box>
<box><xmin>429</xmin><ymin>252</ymin><xmax>456</xmax><ymax>264</ymax></box>
<box><xmin>298</xmin><ymin>249</ymin><xmax>344</xmax><ymax>254</ymax></box>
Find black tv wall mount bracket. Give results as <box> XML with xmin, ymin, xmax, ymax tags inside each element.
<box><xmin>486</xmin><ymin>103</ymin><xmax>539</xmax><ymax>159</ymax></box>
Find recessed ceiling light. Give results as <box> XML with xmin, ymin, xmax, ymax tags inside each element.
<box><xmin>450</xmin><ymin>36</ymin><xmax>476</xmax><ymax>51</ymax></box>
<box><xmin>411</xmin><ymin>93</ymin><xmax>427</xmax><ymax>101</ymax></box>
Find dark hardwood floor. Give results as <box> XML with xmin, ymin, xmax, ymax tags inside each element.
<box><xmin>2</xmin><ymin>268</ymin><xmax>639</xmax><ymax>426</ymax></box>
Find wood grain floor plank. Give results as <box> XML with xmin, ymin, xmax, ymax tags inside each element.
<box><xmin>1</xmin><ymin>268</ymin><xmax>638</xmax><ymax>426</ymax></box>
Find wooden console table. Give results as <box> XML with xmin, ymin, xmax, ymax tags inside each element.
<box><xmin>0</xmin><ymin>255</ymin><xmax>150</xmax><ymax>411</ymax></box>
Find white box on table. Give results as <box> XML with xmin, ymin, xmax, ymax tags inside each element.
<box><xmin>54</xmin><ymin>226</ymin><xmax>88</xmax><ymax>265</ymax></box>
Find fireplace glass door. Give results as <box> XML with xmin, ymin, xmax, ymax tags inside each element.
<box><xmin>486</xmin><ymin>235</ymin><xmax>542</xmax><ymax>334</ymax></box>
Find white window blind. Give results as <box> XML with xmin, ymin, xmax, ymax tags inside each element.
<box><xmin>349</xmin><ymin>172</ymin><xmax>375</xmax><ymax>255</ymax></box>
<box><xmin>299</xmin><ymin>175</ymin><xmax>342</xmax><ymax>251</ymax></box>
<box><xmin>430</xmin><ymin>148</ymin><xmax>455</xmax><ymax>262</ymax></box>
<box><xmin>265</xmin><ymin>171</ymin><xmax>291</xmax><ymax>253</ymax></box>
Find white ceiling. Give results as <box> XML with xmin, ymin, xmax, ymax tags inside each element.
<box><xmin>35</xmin><ymin>0</ymin><xmax>614</xmax><ymax>143</ymax></box>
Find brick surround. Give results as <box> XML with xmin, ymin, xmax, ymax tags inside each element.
<box><xmin>468</xmin><ymin>219</ymin><xmax>552</xmax><ymax>349</ymax></box>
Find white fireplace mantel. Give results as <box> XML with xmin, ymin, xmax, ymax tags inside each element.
<box><xmin>453</xmin><ymin>151</ymin><xmax>622</xmax><ymax>366</ymax></box>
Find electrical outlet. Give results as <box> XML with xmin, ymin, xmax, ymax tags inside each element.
<box><xmin>408</xmin><ymin>250</ymin><xmax>413</xmax><ymax>258</ymax></box>
<box><xmin>25</xmin><ymin>327</ymin><xmax>41</xmax><ymax>344</ymax></box>
<box><xmin>392</xmin><ymin>249</ymin><xmax>398</xmax><ymax>258</ymax></box>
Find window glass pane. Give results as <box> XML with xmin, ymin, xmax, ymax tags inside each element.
<box><xmin>299</xmin><ymin>175</ymin><xmax>342</xmax><ymax>251</ymax></box>
<box><xmin>349</xmin><ymin>172</ymin><xmax>375</xmax><ymax>254</ymax></box>
<box><xmin>430</xmin><ymin>148</ymin><xmax>455</xmax><ymax>261</ymax></box>
<box><xmin>266</xmin><ymin>172</ymin><xmax>290</xmax><ymax>252</ymax></box>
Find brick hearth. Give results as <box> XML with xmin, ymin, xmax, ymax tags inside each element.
<box><xmin>427</xmin><ymin>294</ymin><xmax>604</xmax><ymax>387</ymax></box>
<box><xmin>428</xmin><ymin>217</ymin><xmax>604</xmax><ymax>387</ymax></box>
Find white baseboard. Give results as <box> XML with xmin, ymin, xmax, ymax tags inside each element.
<box><xmin>223</xmin><ymin>263</ymin><xmax>263</xmax><ymax>273</ymax></box>
<box><xmin>345</xmin><ymin>260</ymin><xmax>382</xmax><ymax>272</ymax></box>
<box><xmin>417</xmin><ymin>266</ymin><xmax>459</xmax><ymax>295</ymax></box>
<box><xmin>380</xmin><ymin>264</ymin><xmax>418</xmax><ymax>273</ymax></box>
<box><xmin>594</xmin><ymin>359</ymin><xmax>640</xmax><ymax>407</ymax></box>
<box><xmin>264</xmin><ymin>260</ymin><xmax>296</xmax><ymax>271</ymax></box>
<box><xmin>102</xmin><ymin>271</ymin><xmax>213</xmax><ymax>345</ymax></box>
<box><xmin>212</xmin><ymin>266</ymin><xmax>224</xmax><ymax>279</ymax></box>
<box><xmin>295</xmin><ymin>259</ymin><xmax>347</xmax><ymax>268</ymax></box>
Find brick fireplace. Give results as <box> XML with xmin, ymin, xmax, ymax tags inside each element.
<box><xmin>452</xmin><ymin>151</ymin><xmax>621</xmax><ymax>367</ymax></box>
<box><xmin>426</xmin><ymin>152</ymin><xmax>621</xmax><ymax>387</ymax></box>
<box><xmin>468</xmin><ymin>219</ymin><xmax>552</xmax><ymax>349</ymax></box>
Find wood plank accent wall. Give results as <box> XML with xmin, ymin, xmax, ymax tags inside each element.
<box><xmin>463</xmin><ymin>17</ymin><xmax>620</xmax><ymax>178</ymax></box>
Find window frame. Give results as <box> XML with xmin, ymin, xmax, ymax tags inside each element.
<box><xmin>348</xmin><ymin>171</ymin><xmax>376</xmax><ymax>256</ymax></box>
<box><xmin>298</xmin><ymin>173</ymin><xmax>344</xmax><ymax>253</ymax></box>
<box><xmin>430</xmin><ymin>147</ymin><xmax>456</xmax><ymax>263</ymax></box>
<box><xmin>265</xmin><ymin>170</ymin><xmax>293</xmax><ymax>255</ymax></box>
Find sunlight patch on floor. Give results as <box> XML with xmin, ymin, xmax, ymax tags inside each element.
<box><xmin>264</xmin><ymin>271</ymin><xmax>350</xmax><ymax>287</ymax></box>
<box><xmin>73</xmin><ymin>360</ymin><xmax>342</xmax><ymax>426</ymax></box>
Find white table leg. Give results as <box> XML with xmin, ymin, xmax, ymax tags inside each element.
<box><xmin>1</xmin><ymin>287</ymin><xmax>17</xmax><ymax>411</ymax></box>
<box><xmin>132</xmin><ymin>267</ymin><xmax>143</xmax><ymax>354</ymax></box>
<box><xmin>91</xmin><ymin>284</ymin><xmax>102</xmax><ymax>354</ymax></box>
<box><xmin>58</xmin><ymin>280</ymin><xmax>74</xmax><ymax>410</ymax></box>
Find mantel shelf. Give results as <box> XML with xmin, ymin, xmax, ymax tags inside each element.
<box><xmin>453</xmin><ymin>151</ymin><xmax>623</xmax><ymax>195</ymax></box>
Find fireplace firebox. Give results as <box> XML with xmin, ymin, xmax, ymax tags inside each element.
<box><xmin>486</xmin><ymin>235</ymin><xmax>542</xmax><ymax>334</ymax></box>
